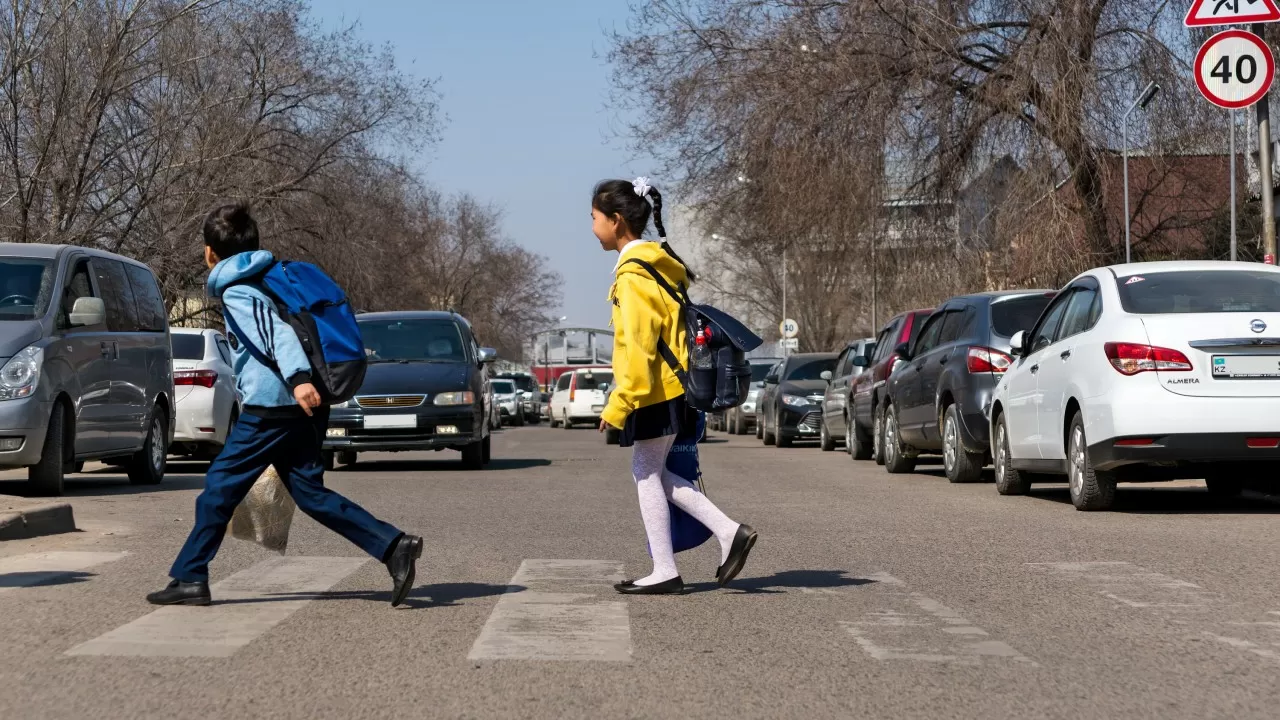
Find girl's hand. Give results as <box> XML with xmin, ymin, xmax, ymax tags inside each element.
<box><xmin>599</xmin><ymin>419</ymin><xmax>610</xmax><ymax>433</ymax></box>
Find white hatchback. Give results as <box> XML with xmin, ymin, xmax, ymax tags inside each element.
<box><xmin>989</xmin><ymin>261</ymin><xmax>1280</xmax><ymax>511</ymax></box>
<box><xmin>170</xmin><ymin>328</ymin><xmax>239</xmax><ymax>458</ymax></box>
<box><xmin>548</xmin><ymin>367</ymin><xmax>613</xmax><ymax>429</ymax></box>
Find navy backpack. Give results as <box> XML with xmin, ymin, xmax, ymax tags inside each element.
<box><xmin>224</xmin><ymin>261</ymin><xmax>367</xmax><ymax>404</ymax></box>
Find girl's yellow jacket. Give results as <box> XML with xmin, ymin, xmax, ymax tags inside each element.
<box><xmin>600</xmin><ymin>242</ymin><xmax>689</xmax><ymax>429</ymax></box>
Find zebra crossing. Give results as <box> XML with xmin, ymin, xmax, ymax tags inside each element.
<box><xmin>5</xmin><ymin>549</ymin><xmax>1280</xmax><ymax>669</ymax></box>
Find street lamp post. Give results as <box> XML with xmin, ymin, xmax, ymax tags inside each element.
<box><xmin>1123</xmin><ymin>81</ymin><xmax>1160</xmax><ymax>264</ymax></box>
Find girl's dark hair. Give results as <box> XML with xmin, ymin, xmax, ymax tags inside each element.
<box><xmin>592</xmin><ymin>179</ymin><xmax>695</xmax><ymax>280</ymax></box>
<box><xmin>203</xmin><ymin>204</ymin><xmax>259</xmax><ymax>259</ymax></box>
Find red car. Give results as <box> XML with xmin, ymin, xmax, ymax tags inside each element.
<box><xmin>848</xmin><ymin>309</ymin><xmax>935</xmax><ymax>462</ymax></box>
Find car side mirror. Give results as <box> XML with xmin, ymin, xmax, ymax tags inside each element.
<box><xmin>851</xmin><ymin>355</ymin><xmax>869</xmax><ymax>368</ymax></box>
<box><xmin>894</xmin><ymin>341</ymin><xmax>912</xmax><ymax>362</ymax></box>
<box><xmin>69</xmin><ymin>297</ymin><xmax>105</xmax><ymax>327</ymax></box>
<box><xmin>820</xmin><ymin>370</ymin><xmax>833</xmax><ymax>382</ymax></box>
<box><xmin>477</xmin><ymin>347</ymin><xmax>497</xmax><ymax>364</ymax></box>
<box><xmin>1009</xmin><ymin>331</ymin><xmax>1027</xmax><ymax>358</ymax></box>
<box><xmin>765</xmin><ymin>375</ymin><xmax>779</xmax><ymax>385</ymax></box>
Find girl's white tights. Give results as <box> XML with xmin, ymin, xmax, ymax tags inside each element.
<box><xmin>630</xmin><ymin>434</ymin><xmax>741</xmax><ymax>586</ymax></box>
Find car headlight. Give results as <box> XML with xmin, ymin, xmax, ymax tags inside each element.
<box><xmin>0</xmin><ymin>346</ymin><xmax>42</xmax><ymax>401</ymax></box>
<box><xmin>782</xmin><ymin>394</ymin><xmax>809</xmax><ymax>408</ymax></box>
<box><xmin>331</xmin><ymin>400</ymin><xmax>351</xmax><ymax>408</ymax></box>
<box><xmin>434</xmin><ymin>391</ymin><xmax>475</xmax><ymax>406</ymax></box>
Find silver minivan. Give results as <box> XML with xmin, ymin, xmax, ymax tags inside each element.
<box><xmin>0</xmin><ymin>244</ymin><xmax>174</xmax><ymax>495</ymax></box>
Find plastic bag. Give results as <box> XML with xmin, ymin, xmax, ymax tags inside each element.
<box><xmin>229</xmin><ymin>466</ymin><xmax>296</xmax><ymax>554</ymax></box>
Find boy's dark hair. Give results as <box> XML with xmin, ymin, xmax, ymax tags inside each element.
<box><xmin>203</xmin><ymin>204</ymin><xmax>259</xmax><ymax>259</ymax></box>
<box><xmin>592</xmin><ymin>179</ymin><xmax>695</xmax><ymax>280</ymax></box>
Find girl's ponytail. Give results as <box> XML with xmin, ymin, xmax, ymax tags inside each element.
<box><xmin>645</xmin><ymin>186</ymin><xmax>667</xmax><ymax>239</ymax></box>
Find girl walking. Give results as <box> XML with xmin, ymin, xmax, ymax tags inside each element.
<box><xmin>594</xmin><ymin>178</ymin><xmax>757</xmax><ymax>595</ymax></box>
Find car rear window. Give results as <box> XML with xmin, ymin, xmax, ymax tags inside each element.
<box><xmin>991</xmin><ymin>294</ymin><xmax>1054</xmax><ymax>338</ymax></box>
<box><xmin>171</xmin><ymin>334</ymin><xmax>205</xmax><ymax>360</ymax></box>
<box><xmin>575</xmin><ymin>371</ymin><xmax>613</xmax><ymax>390</ymax></box>
<box><xmin>785</xmin><ymin>358</ymin><xmax>836</xmax><ymax>381</ymax></box>
<box><xmin>1116</xmin><ymin>270</ymin><xmax>1280</xmax><ymax>314</ymax></box>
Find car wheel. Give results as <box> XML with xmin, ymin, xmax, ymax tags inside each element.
<box><xmin>336</xmin><ymin>451</ymin><xmax>357</xmax><ymax>469</ymax></box>
<box><xmin>126</xmin><ymin>407</ymin><xmax>167</xmax><ymax>485</ymax></box>
<box><xmin>482</xmin><ymin>434</ymin><xmax>492</xmax><ymax>465</ymax></box>
<box><xmin>849</xmin><ymin>416</ymin><xmax>873</xmax><ymax>461</ymax></box>
<box><xmin>28</xmin><ymin>403</ymin><xmax>69</xmax><ymax>496</ymax></box>
<box><xmin>322</xmin><ymin>451</ymin><xmax>335</xmax><ymax>471</ymax></box>
<box><xmin>820</xmin><ymin>417</ymin><xmax>836</xmax><ymax>451</ymax></box>
<box><xmin>1066</xmin><ymin>412</ymin><xmax>1116</xmax><ymax>511</ymax></box>
<box><xmin>762</xmin><ymin>412</ymin><xmax>776</xmax><ymax>445</ymax></box>
<box><xmin>993</xmin><ymin>415</ymin><xmax>1030</xmax><ymax>496</ymax></box>
<box><xmin>549</xmin><ymin>413</ymin><xmax>559</xmax><ymax>428</ymax></box>
<box><xmin>512</xmin><ymin>411</ymin><xmax>525</xmax><ymax>427</ymax></box>
<box><xmin>872</xmin><ymin>405</ymin><xmax>886</xmax><ymax>466</ymax></box>
<box><xmin>1205</xmin><ymin>473</ymin><xmax>1244</xmax><ymax>498</ymax></box>
<box><xmin>776</xmin><ymin>412</ymin><xmax>793</xmax><ymax>448</ymax></box>
<box><xmin>756</xmin><ymin>418</ymin><xmax>764</xmax><ymax>440</ymax></box>
<box><xmin>942</xmin><ymin>405</ymin><xmax>984</xmax><ymax>483</ymax></box>
<box><xmin>605</xmin><ymin>427</ymin><xmax>620</xmax><ymax>445</ymax></box>
<box><xmin>461</xmin><ymin>438</ymin><xmax>485</xmax><ymax>470</ymax></box>
<box><xmin>882</xmin><ymin>404</ymin><xmax>916</xmax><ymax>474</ymax></box>
<box><xmin>562</xmin><ymin>411</ymin><xmax>573</xmax><ymax>430</ymax></box>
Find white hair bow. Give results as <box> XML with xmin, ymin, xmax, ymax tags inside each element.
<box><xmin>633</xmin><ymin>176</ymin><xmax>652</xmax><ymax>198</ymax></box>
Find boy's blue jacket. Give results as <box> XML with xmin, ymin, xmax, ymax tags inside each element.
<box><xmin>207</xmin><ymin>251</ymin><xmax>312</xmax><ymax>410</ymax></box>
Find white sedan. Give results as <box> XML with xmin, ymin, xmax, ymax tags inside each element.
<box><xmin>989</xmin><ymin>261</ymin><xmax>1280</xmax><ymax>511</ymax></box>
<box><xmin>170</xmin><ymin>328</ymin><xmax>239</xmax><ymax>459</ymax></box>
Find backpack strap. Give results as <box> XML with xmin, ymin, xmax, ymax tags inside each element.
<box><xmin>620</xmin><ymin>258</ymin><xmax>691</xmax><ymax>386</ymax></box>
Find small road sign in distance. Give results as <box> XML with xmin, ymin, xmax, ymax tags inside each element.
<box><xmin>1185</xmin><ymin>0</ymin><xmax>1280</xmax><ymax>27</ymax></box>
<box><xmin>780</xmin><ymin>319</ymin><xmax>799</xmax><ymax>339</ymax></box>
<box><xmin>1195</xmin><ymin>29</ymin><xmax>1275</xmax><ymax>109</ymax></box>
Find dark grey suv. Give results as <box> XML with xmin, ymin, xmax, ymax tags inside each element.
<box><xmin>0</xmin><ymin>244</ymin><xmax>175</xmax><ymax>495</ymax></box>
<box><xmin>323</xmin><ymin>311</ymin><xmax>496</xmax><ymax>470</ymax></box>
<box><xmin>881</xmin><ymin>291</ymin><xmax>1052</xmax><ymax>482</ymax></box>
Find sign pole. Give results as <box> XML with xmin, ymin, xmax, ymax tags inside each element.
<box><xmin>1232</xmin><ymin>108</ymin><xmax>1238</xmax><ymax>261</ymax></box>
<box><xmin>1258</xmin><ymin>24</ymin><xmax>1277</xmax><ymax>265</ymax></box>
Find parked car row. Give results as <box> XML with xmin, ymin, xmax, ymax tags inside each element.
<box><xmin>754</xmin><ymin>260</ymin><xmax>1280</xmax><ymax>512</ymax></box>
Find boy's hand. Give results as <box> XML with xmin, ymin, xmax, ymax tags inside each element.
<box><xmin>294</xmin><ymin>383</ymin><xmax>322</xmax><ymax>416</ymax></box>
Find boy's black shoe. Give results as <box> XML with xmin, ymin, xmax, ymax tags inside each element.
<box><xmin>145</xmin><ymin>579</ymin><xmax>212</xmax><ymax>606</ymax></box>
<box><xmin>614</xmin><ymin>576</ymin><xmax>685</xmax><ymax>595</ymax></box>
<box><xmin>386</xmin><ymin>534</ymin><xmax>423</xmax><ymax>607</ymax></box>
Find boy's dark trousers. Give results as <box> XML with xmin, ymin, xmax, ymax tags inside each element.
<box><xmin>169</xmin><ymin>407</ymin><xmax>403</xmax><ymax>583</ymax></box>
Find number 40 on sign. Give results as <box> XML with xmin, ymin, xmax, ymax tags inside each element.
<box><xmin>1194</xmin><ymin>29</ymin><xmax>1276</xmax><ymax>109</ymax></box>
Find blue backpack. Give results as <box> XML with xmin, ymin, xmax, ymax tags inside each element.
<box><xmin>224</xmin><ymin>261</ymin><xmax>367</xmax><ymax>404</ymax></box>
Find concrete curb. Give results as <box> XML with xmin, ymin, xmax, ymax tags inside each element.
<box><xmin>0</xmin><ymin>502</ymin><xmax>76</xmax><ymax>540</ymax></box>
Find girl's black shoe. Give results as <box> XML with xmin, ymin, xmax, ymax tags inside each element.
<box><xmin>614</xmin><ymin>576</ymin><xmax>684</xmax><ymax>594</ymax></box>
<box><xmin>716</xmin><ymin>524</ymin><xmax>758</xmax><ymax>588</ymax></box>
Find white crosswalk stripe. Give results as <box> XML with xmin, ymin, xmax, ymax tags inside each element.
<box><xmin>0</xmin><ymin>551</ymin><xmax>128</xmax><ymax>594</ymax></box>
<box><xmin>469</xmin><ymin>559</ymin><xmax>632</xmax><ymax>662</ymax></box>
<box><xmin>66</xmin><ymin>556</ymin><xmax>368</xmax><ymax>658</ymax></box>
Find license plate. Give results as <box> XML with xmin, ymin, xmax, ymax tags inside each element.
<box><xmin>1212</xmin><ymin>355</ymin><xmax>1280</xmax><ymax>379</ymax></box>
<box><xmin>591</xmin><ymin>405</ymin><xmax>604</xmax><ymax>412</ymax></box>
<box><xmin>364</xmin><ymin>414</ymin><xmax>417</xmax><ymax>429</ymax></box>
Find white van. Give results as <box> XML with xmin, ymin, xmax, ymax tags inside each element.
<box><xmin>548</xmin><ymin>367</ymin><xmax>613</xmax><ymax>429</ymax></box>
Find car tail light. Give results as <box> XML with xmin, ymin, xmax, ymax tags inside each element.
<box><xmin>569</xmin><ymin>376</ymin><xmax>575</xmax><ymax>403</ymax></box>
<box><xmin>1247</xmin><ymin>437</ymin><xmax>1280</xmax><ymax>448</ymax></box>
<box><xmin>174</xmin><ymin>369</ymin><xmax>217</xmax><ymax>388</ymax></box>
<box><xmin>967</xmin><ymin>346</ymin><xmax>1013</xmax><ymax>374</ymax></box>
<box><xmin>1114</xmin><ymin>438</ymin><xmax>1155</xmax><ymax>447</ymax></box>
<box><xmin>1104</xmin><ymin>342</ymin><xmax>1192</xmax><ymax>375</ymax></box>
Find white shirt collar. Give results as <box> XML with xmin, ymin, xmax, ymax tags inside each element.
<box><xmin>613</xmin><ymin>239</ymin><xmax>655</xmax><ymax>273</ymax></box>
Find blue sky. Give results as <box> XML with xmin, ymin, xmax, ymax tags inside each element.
<box><xmin>307</xmin><ymin>0</ymin><xmax>659</xmax><ymax>330</ymax></box>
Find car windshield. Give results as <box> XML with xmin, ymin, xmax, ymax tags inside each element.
<box><xmin>785</xmin><ymin>358</ymin><xmax>836</xmax><ymax>381</ymax></box>
<box><xmin>171</xmin><ymin>334</ymin><xmax>205</xmax><ymax>360</ymax></box>
<box><xmin>1116</xmin><ymin>270</ymin><xmax>1280</xmax><ymax>314</ymax></box>
<box><xmin>991</xmin><ymin>294</ymin><xmax>1054</xmax><ymax>338</ymax></box>
<box><xmin>360</xmin><ymin>319</ymin><xmax>468</xmax><ymax>363</ymax></box>
<box><xmin>576</xmin><ymin>371</ymin><xmax>613</xmax><ymax>390</ymax></box>
<box><xmin>750</xmin><ymin>363</ymin><xmax>776</xmax><ymax>382</ymax></box>
<box><xmin>500</xmin><ymin>375</ymin><xmax>537</xmax><ymax>393</ymax></box>
<box><xmin>0</xmin><ymin>258</ymin><xmax>55</xmax><ymax>321</ymax></box>
<box><xmin>491</xmin><ymin>380</ymin><xmax>515</xmax><ymax>394</ymax></box>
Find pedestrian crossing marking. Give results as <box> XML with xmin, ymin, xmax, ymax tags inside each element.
<box><xmin>0</xmin><ymin>551</ymin><xmax>128</xmax><ymax>595</ymax></box>
<box><xmin>66</xmin><ymin>556</ymin><xmax>367</xmax><ymax>658</ymax></box>
<box><xmin>468</xmin><ymin>559</ymin><xmax>632</xmax><ymax>662</ymax></box>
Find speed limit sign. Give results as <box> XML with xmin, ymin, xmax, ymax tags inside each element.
<box><xmin>1195</xmin><ymin>29</ymin><xmax>1275</xmax><ymax>109</ymax></box>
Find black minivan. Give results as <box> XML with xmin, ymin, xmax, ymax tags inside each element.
<box><xmin>323</xmin><ymin>311</ymin><xmax>496</xmax><ymax>470</ymax></box>
<box><xmin>882</xmin><ymin>291</ymin><xmax>1052</xmax><ymax>482</ymax></box>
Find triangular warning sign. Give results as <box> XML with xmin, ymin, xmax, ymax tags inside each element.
<box><xmin>1186</xmin><ymin>0</ymin><xmax>1280</xmax><ymax>27</ymax></box>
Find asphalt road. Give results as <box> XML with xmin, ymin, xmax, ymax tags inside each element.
<box><xmin>3</xmin><ymin>424</ymin><xmax>1280</xmax><ymax>719</ymax></box>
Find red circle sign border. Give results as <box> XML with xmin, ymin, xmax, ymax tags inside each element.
<box><xmin>1195</xmin><ymin>29</ymin><xmax>1276</xmax><ymax>109</ymax></box>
